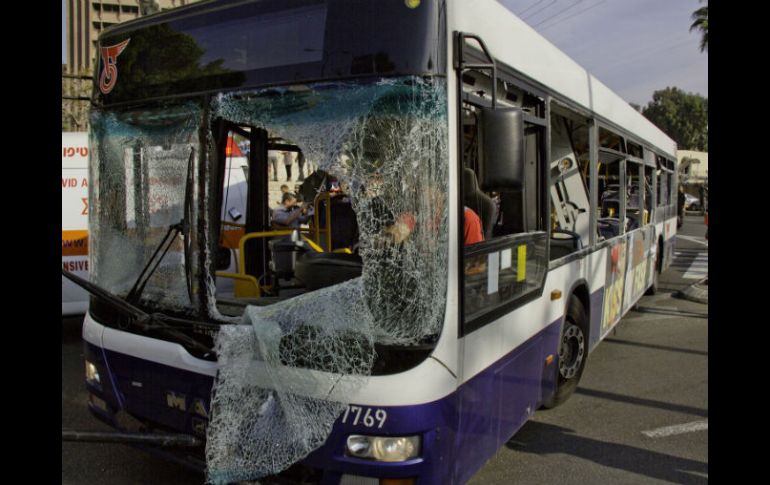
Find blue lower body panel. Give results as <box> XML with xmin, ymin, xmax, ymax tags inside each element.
<box><xmin>84</xmin><ymin>317</ymin><xmax>565</xmax><ymax>484</ymax></box>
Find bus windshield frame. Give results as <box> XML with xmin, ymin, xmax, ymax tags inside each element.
<box><xmin>93</xmin><ymin>0</ymin><xmax>445</xmax><ymax>107</ymax></box>
<box><xmin>88</xmin><ymin>74</ymin><xmax>451</xmax><ymax>373</ymax></box>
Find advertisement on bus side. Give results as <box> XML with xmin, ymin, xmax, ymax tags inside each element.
<box><xmin>601</xmin><ymin>238</ymin><xmax>627</xmax><ymax>334</ymax></box>
<box><xmin>62</xmin><ymin>132</ymin><xmax>90</xmax><ymax>315</ymax></box>
<box><xmin>623</xmin><ymin>230</ymin><xmax>648</xmax><ymax>315</ymax></box>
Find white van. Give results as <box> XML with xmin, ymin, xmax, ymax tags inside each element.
<box><xmin>62</xmin><ymin>132</ymin><xmax>90</xmax><ymax>315</ymax></box>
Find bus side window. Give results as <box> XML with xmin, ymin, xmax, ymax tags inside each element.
<box><xmin>657</xmin><ymin>156</ymin><xmax>667</xmax><ymax>209</ymax></box>
<box><xmin>460</xmin><ymin>96</ymin><xmax>549</xmax><ymax>332</ymax></box>
<box><xmin>548</xmin><ymin>107</ymin><xmax>591</xmax><ymax>259</ymax></box>
<box><xmin>461</xmin><ymin>104</ymin><xmax>543</xmax><ymax>242</ymax></box>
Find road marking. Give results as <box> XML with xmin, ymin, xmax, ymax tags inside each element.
<box><xmin>642</xmin><ymin>419</ymin><xmax>708</xmax><ymax>438</ymax></box>
<box><xmin>677</xmin><ymin>235</ymin><xmax>708</xmax><ymax>247</ymax></box>
<box><xmin>672</xmin><ymin>248</ymin><xmax>708</xmax><ymax>280</ymax></box>
<box><xmin>683</xmin><ymin>271</ymin><xmax>706</xmax><ymax>280</ymax></box>
<box><xmin>686</xmin><ymin>471</ymin><xmax>709</xmax><ymax>480</ymax></box>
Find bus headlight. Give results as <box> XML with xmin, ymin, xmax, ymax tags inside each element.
<box><xmin>346</xmin><ymin>435</ymin><xmax>420</xmax><ymax>462</ymax></box>
<box><xmin>85</xmin><ymin>360</ymin><xmax>100</xmax><ymax>386</ymax></box>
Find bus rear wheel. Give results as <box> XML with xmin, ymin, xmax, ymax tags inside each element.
<box><xmin>543</xmin><ymin>296</ymin><xmax>587</xmax><ymax>409</ymax></box>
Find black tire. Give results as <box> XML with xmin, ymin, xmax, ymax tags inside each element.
<box><xmin>645</xmin><ymin>241</ymin><xmax>662</xmax><ymax>295</ymax></box>
<box><xmin>542</xmin><ymin>296</ymin><xmax>588</xmax><ymax>409</ymax></box>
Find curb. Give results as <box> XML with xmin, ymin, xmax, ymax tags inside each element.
<box><xmin>673</xmin><ymin>277</ymin><xmax>708</xmax><ymax>304</ymax></box>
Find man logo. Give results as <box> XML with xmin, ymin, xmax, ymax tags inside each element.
<box><xmin>192</xmin><ymin>399</ymin><xmax>208</xmax><ymax>418</ymax></box>
<box><xmin>99</xmin><ymin>39</ymin><xmax>130</xmax><ymax>94</ymax></box>
<box><xmin>166</xmin><ymin>391</ymin><xmax>187</xmax><ymax>412</ymax></box>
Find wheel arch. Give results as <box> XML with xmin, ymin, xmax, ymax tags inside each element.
<box><xmin>567</xmin><ymin>279</ymin><xmax>591</xmax><ymax>345</ymax></box>
<box><xmin>542</xmin><ymin>279</ymin><xmax>591</xmax><ymax>409</ymax></box>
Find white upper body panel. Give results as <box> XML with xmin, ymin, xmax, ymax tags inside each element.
<box><xmin>447</xmin><ymin>0</ymin><xmax>676</xmax><ymax>157</ymax></box>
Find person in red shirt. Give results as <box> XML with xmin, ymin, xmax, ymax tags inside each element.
<box><xmin>464</xmin><ymin>206</ymin><xmax>484</xmax><ymax>246</ymax></box>
<box><xmin>384</xmin><ymin>205</ymin><xmax>484</xmax><ymax>246</ymax></box>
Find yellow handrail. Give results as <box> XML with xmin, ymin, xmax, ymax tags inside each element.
<box><xmin>301</xmin><ymin>234</ymin><xmax>324</xmax><ymax>253</ymax></box>
<box><xmin>222</xmin><ymin>222</ymin><xmax>346</xmax><ymax>299</ymax></box>
<box><xmin>238</xmin><ymin>230</ymin><xmax>302</xmax><ymax>277</ymax></box>
<box><xmin>215</xmin><ymin>272</ymin><xmax>260</xmax><ymax>298</ymax></box>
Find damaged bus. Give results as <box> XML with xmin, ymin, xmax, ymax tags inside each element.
<box><xmin>65</xmin><ymin>1</ymin><xmax>678</xmax><ymax>484</ymax></box>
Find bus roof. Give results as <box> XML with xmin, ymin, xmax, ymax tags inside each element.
<box><xmin>450</xmin><ymin>0</ymin><xmax>677</xmax><ymax>158</ymax></box>
<box><xmin>96</xmin><ymin>0</ymin><xmax>676</xmax><ymax>158</ymax></box>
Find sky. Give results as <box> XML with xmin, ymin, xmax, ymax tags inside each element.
<box><xmin>498</xmin><ymin>0</ymin><xmax>708</xmax><ymax>105</ymax></box>
<box><xmin>62</xmin><ymin>0</ymin><xmax>707</xmax><ymax>105</ymax></box>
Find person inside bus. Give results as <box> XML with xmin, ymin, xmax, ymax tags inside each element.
<box><xmin>276</xmin><ymin>184</ymin><xmax>290</xmax><ymax>206</ymax></box>
<box><xmin>380</xmin><ymin>202</ymin><xmax>483</xmax><ymax>247</ymax></box>
<box><xmin>464</xmin><ymin>206</ymin><xmax>484</xmax><ymax>246</ymax></box>
<box><xmin>272</xmin><ymin>192</ymin><xmax>312</xmax><ymax>230</ymax></box>
<box><xmin>462</xmin><ymin>168</ymin><xmax>497</xmax><ymax>240</ymax></box>
<box><xmin>376</xmin><ymin>185</ymin><xmax>450</xmax><ymax>245</ymax></box>
<box><xmin>462</xmin><ymin>206</ymin><xmax>488</xmax><ymax>279</ymax></box>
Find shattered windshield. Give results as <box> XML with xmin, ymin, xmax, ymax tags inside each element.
<box><xmin>89</xmin><ymin>103</ymin><xmax>203</xmax><ymax>312</ymax></box>
<box><xmin>209</xmin><ymin>77</ymin><xmax>449</xmax><ymax>340</ymax></box>
<box><xmin>207</xmin><ymin>76</ymin><xmax>449</xmax><ymax>482</ymax></box>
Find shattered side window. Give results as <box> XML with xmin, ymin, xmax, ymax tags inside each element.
<box><xmin>89</xmin><ymin>103</ymin><xmax>203</xmax><ymax>311</ymax></box>
<box><xmin>206</xmin><ymin>77</ymin><xmax>449</xmax><ymax>483</ymax></box>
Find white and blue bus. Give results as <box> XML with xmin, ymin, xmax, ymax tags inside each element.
<box><xmin>70</xmin><ymin>1</ymin><xmax>678</xmax><ymax>484</ymax></box>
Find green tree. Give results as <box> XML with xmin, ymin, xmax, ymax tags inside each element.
<box><xmin>641</xmin><ymin>87</ymin><xmax>708</xmax><ymax>151</ymax></box>
<box><xmin>690</xmin><ymin>0</ymin><xmax>708</xmax><ymax>53</ymax></box>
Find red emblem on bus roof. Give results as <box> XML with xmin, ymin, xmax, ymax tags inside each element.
<box><xmin>99</xmin><ymin>39</ymin><xmax>130</xmax><ymax>95</ymax></box>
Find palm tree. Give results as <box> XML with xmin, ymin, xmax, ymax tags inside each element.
<box><xmin>690</xmin><ymin>1</ymin><xmax>708</xmax><ymax>53</ymax></box>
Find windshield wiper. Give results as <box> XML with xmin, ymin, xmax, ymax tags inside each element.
<box><xmin>125</xmin><ymin>221</ymin><xmax>184</xmax><ymax>305</ymax></box>
<box><xmin>126</xmin><ymin>147</ymin><xmax>195</xmax><ymax>306</ymax></box>
<box><xmin>62</xmin><ymin>269</ymin><xmax>215</xmax><ymax>357</ymax></box>
<box><xmin>183</xmin><ymin>146</ymin><xmax>195</xmax><ymax>303</ymax></box>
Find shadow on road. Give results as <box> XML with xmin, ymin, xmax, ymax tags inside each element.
<box><xmin>603</xmin><ymin>338</ymin><xmax>708</xmax><ymax>357</ymax></box>
<box><xmin>506</xmin><ymin>421</ymin><xmax>707</xmax><ymax>484</ymax></box>
<box><xmin>575</xmin><ymin>387</ymin><xmax>708</xmax><ymax>418</ymax></box>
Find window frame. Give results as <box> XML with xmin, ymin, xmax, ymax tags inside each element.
<box><xmin>548</xmin><ymin>101</ymin><xmax>595</xmax><ymax>257</ymax></box>
<box><xmin>456</xmin><ymin>36</ymin><xmax>549</xmax><ymax>336</ymax></box>
<box><xmin>462</xmin><ymin>231</ymin><xmax>549</xmax><ymax>334</ymax></box>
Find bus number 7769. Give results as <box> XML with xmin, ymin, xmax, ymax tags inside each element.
<box><xmin>340</xmin><ymin>405</ymin><xmax>388</xmax><ymax>429</ymax></box>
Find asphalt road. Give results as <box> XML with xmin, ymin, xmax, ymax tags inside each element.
<box><xmin>468</xmin><ymin>214</ymin><xmax>708</xmax><ymax>485</ymax></box>
<box><xmin>62</xmin><ymin>215</ymin><xmax>708</xmax><ymax>484</ymax></box>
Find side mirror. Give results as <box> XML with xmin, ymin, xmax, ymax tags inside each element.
<box><xmin>479</xmin><ymin>107</ymin><xmax>525</xmax><ymax>191</ymax></box>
